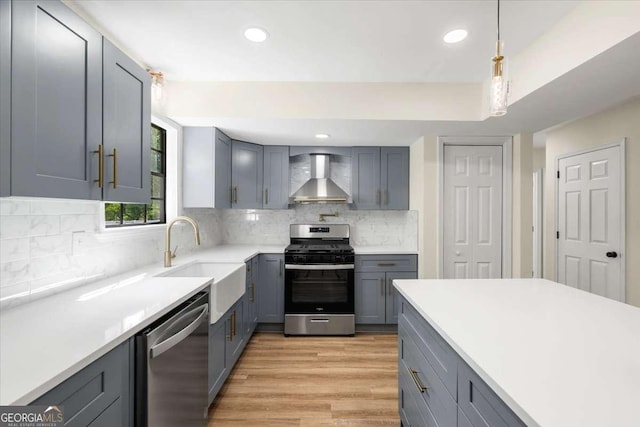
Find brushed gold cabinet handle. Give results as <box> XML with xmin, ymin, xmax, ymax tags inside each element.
<box><xmin>227</xmin><ymin>318</ymin><xmax>232</xmax><ymax>341</ymax></box>
<box><xmin>108</xmin><ymin>148</ymin><xmax>117</xmax><ymax>188</ymax></box>
<box><xmin>231</xmin><ymin>311</ymin><xmax>236</xmax><ymax>338</ymax></box>
<box><xmin>376</xmin><ymin>189</ymin><xmax>381</xmax><ymax>205</ymax></box>
<box><xmin>265</xmin><ymin>188</ymin><xmax>269</xmax><ymax>205</ymax></box>
<box><xmin>408</xmin><ymin>368</ymin><xmax>429</xmax><ymax>393</ymax></box>
<box><xmin>93</xmin><ymin>145</ymin><xmax>104</xmax><ymax>188</ymax></box>
<box><xmin>230</xmin><ymin>186</ymin><xmax>233</xmax><ymax>204</ymax></box>
<box><xmin>377</xmin><ymin>262</ymin><xmax>396</xmax><ymax>267</ymax></box>
<box><xmin>250</xmin><ymin>283</ymin><xmax>255</xmax><ymax>302</ymax></box>
<box><xmin>233</xmin><ymin>186</ymin><xmax>238</xmax><ymax>204</ymax></box>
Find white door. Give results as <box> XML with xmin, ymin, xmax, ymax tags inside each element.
<box><xmin>443</xmin><ymin>145</ymin><xmax>503</xmax><ymax>279</ymax></box>
<box><xmin>557</xmin><ymin>145</ymin><xmax>624</xmax><ymax>301</ymax></box>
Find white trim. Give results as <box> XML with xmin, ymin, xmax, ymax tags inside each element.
<box><xmin>532</xmin><ymin>168</ymin><xmax>544</xmax><ymax>278</ymax></box>
<box><xmin>554</xmin><ymin>139</ymin><xmax>626</xmax><ymax>301</ymax></box>
<box><xmin>438</xmin><ymin>136</ymin><xmax>513</xmax><ymax>279</ymax></box>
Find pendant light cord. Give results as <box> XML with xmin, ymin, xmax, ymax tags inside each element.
<box><xmin>497</xmin><ymin>0</ymin><xmax>500</xmax><ymax>42</ymax></box>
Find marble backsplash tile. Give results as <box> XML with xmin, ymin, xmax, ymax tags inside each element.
<box><xmin>220</xmin><ymin>204</ymin><xmax>418</xmax><ymax>248</ymax></box>
<box><xmin>0</xmin><ymin>198</ymin><xmax>223</xmax><ymax>308</ymax></box>
<box><xmin>0</xmin><ymin>197</ymin><xmax>415</xmax><ymax>307</ymax></box>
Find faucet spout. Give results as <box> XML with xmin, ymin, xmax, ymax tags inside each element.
<box><xmin>164</xmin><ymin>216</ymin><xmax>201</xmax><ymax>267</ymax></box>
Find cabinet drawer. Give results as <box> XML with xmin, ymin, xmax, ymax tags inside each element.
<box><xmin>400</xmin><ymin>298</ymin><xmax>458</xmax><ymax>399</ymax></box>
<box><xmin>399</xmin><ymin>359</ymin><xmax>433</xmax><ymax>427</ymax></box>
<box><xmin>356</xmin><ymin>255</ymin><xmax>417</xmax><ymax>272</ymax></box>
<box><xmin>458</xmin><ymin>362</ymin><xmax>525</xmax><ymax>427</ymax></box>
<box><xmin>31</xmin><ymin>341</ymin><xmax>130</xmax><ymax>427</ymax></box>
<box><xmin>399</xmin><ymin>323</ymin><xmax>456</xmax><ymax>427</ymax></box>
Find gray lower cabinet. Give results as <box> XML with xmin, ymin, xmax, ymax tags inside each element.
<box><xmin>355</xmin><ymin>255</ymin><xmax>417</xmax><ymax>324</ymax></box>
<box><xmin>263</xmin><ymin>146</ymin><xmax>290</xmax><ymax>209</ymax></box>
<box><xmin>102</xmin><ymin>38</ymin><xmax>151</xmax><ymax>204</ymax></box>
<box><xmin>244</xmin><ymin>256</ymin><xmax>260</xmax><ymax>337</ymax></box>
<box><xmin>208</xmin><ymin>317</ymin><xmax>228</xmax><ymax>405</ymax></box>
<box><xmin>183</xmin><ymin>127</ymin><xmax>232</xmax><ymax>208</ymax></box>
<box><xmin>4</xmin><ymin>0</ymin><xmax>102</xmax><ymax>200</ymax></box>
<box><xmin>208</xmin><ymin>297</ymin><xmax>247</xmax><ymax>404</ymax></box>
<box><xmin>231</xmin><ymin>140</ymin><xmax>264</xmax><ymax>209</ymax></box>
<box><xmin>399</xmin><ymin>296</ymin><xmax>525</xmax><ymax>427</ymax></box>
<box><xmin>257</xmin><ymin>254</ymin><xmax>285</xmax><ymax>323</ymax></box>
<box><xmin>31</xmin><ymin>340</ymin><xmax>132</xmax><ymax>427</ymax></box>
<box><xmin>352</xmin><ymin>147</ymin><xmax>409</xmax><ymax>210</ymax></box>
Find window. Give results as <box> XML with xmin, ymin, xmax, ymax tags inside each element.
<box><xmin>104</xmin><ymin>124</ymin><xmax>166</xmax><ymax>227</ymax></box>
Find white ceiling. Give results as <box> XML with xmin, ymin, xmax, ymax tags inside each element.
<box><xmin>67</xmin><ymin>0</ymin><xmax>640</xmax><ymax>147</ymax></box>
<box><xmin>69</xmin><ymin>0</ymin><xmax>578</xmax><ymax>83</ymax></box>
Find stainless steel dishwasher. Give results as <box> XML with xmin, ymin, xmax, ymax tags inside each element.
<box><xmin>135</xmin><ymin>291</ymin><xmax>209</xmax><ymax>427</ymax></box>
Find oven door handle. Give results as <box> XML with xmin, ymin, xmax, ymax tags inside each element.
<box><xmin>285</xmin><ymin>264</ymin><xmax>354</xmax><ymax>270</ymax></box>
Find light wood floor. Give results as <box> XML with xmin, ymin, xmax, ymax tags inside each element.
<box><xmin>207</xmin><ymin>332</ymin><xmax>400</xmax><ymax>427</ymax></box>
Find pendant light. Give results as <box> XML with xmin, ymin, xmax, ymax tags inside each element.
<box><xmin>489</xmin><ymin>0</ymin><xmax>508</xmax><ymax>116</ymax></box>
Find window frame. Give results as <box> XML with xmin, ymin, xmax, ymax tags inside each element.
<box><xmin>104</xmin><ymin>123</ymin><xmax>167</xmax><ymax>228</ymax></box>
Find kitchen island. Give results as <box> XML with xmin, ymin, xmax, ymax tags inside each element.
<box><xmin>393</xmin><ymin>278</ymin><xmax>640</xmax><ymax>427</ymax></box>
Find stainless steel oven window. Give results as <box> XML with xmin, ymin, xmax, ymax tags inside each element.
<box><xmin>290</xmin><ymin>270</ymin><xmax>350</xmax><ymax>303</ymax></box>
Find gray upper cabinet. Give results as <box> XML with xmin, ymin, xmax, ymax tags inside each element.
<box><xmin>352</xmin><ymin>147</ymin><xmax>409</xmax><ymax>210</ymax></box>
<box><xmin>5</xmin><ymin>0</ymin><xmax>103</xmax><ymax>200</ymax></box>
<box><xmin>183</xmin><ymin>127</ymin><xmax>232</xmax><ymax>208</ymax></box>
<box><xmin>263</xmin><ymin>146</ymin><xmax>289</xmax><ymax>209</ymax></box>
<box><xmin>381</xmin><ymin>147</ymin><xmax>409</xmax><ymax>210</ymax></box>
<box><xmin>102</xmin><ymin>38</ymin><xmax>151</xmax><ymax>204</ymax></box>
<box><xmin>231</xmin><ymin>140</ymin><xmax>263</xmax><ymax>209</ymax></box>
<box><xmin>1</xmin><ymin>0</ymin><xmax>151</xmax><ymax>203</ymax></box>
<box><xmin>351</xmin><ymin>147</ymin><xmax>381</xmax><ymax>210</ymax></box>
<box><xmin>0</xmin><ymin>0</ymin><xmax>11</xmax><ymax>196</ymax></box>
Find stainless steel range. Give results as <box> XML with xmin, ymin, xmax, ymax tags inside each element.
<box><xmin>284</xmin><ymin>224</ymin><xmax>355</xmax><ymax>336</ymax></box>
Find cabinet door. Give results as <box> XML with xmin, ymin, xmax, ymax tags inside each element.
<box><xmin>102</xmin><ymin>38</ymin><xmax>150</xmax><ymax>203</ymax></box>
<box><xmin>31</xmin><ymin>341</ymin><xmax>131</xmax><ymax>427</ymax></box>
<box><xmin>0</xmin><ymin>0</ymin><xmax>11</xmax><ymax>197</ymax></box>
<box><xmin>385</xmin><ymin>271</ymin><xmax>417</xmax><ymax>324</ymax></box>
<box><xmin>226</xmin><ymin>300</ymin><xmax>245</xmax><ymax>366</ymax></box>
<box><xmin>10</xmin><ymin>0</ymin><xmax>102</xmax><ymax>200</ymax></box>
<box><xmin>263</xmin><ymin>146</ymin><xmax>290</xmax><ymax>209</ymax></box>
<box><xmin>231</xmin><ymin>140</ymin><xmax>263</xmax><ymax>209</ymax></box>
<box><xmin>380</xmin><ymin>147</ymin><xmax>409</xmax><ymax>210</ymax></box>
<box><xmin>351</xmin><ymin>147</ymin><xmax>381</xmax><ymax>209</ymax></box>
<box><xmin>257</xmin><ymin>254</ymin><xmax>284</xmax><ymax>323</ymax></box>
<box><xmin>250</xmin><ymin>256</ymin><xmax>260</xmax><ymax>329</ymax></box>
<box><xmin>214</xmin><ymin>130</ymin><xmax>232</xmax><ymax>208</ymax></box>
<box><xmin>183</xmin><ymin>127</ymin><xmax>232</xmax><ymax>208</ymax></box>
<box><xmin>208</xmin><ymin>319</ymin><xmax>228</xmax><ymax>404</ymax></box>
<box><xmin>354</xmin><ymin>272</ymin><xmax>386</xmax><ymax>324</ymax></box>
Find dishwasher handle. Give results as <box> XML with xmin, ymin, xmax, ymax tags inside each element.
<box><xmin>150</xmin><ymin>304</ymin><xmax>209</xmax><ymax>359</ymax></box>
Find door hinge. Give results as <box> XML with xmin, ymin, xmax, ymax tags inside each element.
<box><xmin>557</xmin><ymin>170</ymin><xmax>560</xmax><ymax>179</ymax></box>
<box><xmin>556</xmin><ymin>231</ymin><xmax>560</xmax><ymax>239</ymax></box>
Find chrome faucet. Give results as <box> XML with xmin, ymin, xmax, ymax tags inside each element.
<box><xmin>164</xmin><ymin>216</ymin><xmax>201</xmax><ymax>267</ymax></box>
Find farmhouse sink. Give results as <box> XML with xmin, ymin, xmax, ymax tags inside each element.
<box><xmin>156</xmin><ymin>262</ymin><xmax>246</xmax><ymax>323</ymax></box>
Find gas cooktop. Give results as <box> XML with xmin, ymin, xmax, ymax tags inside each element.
<box><xmin>285</xmin><ymin>243</ymin><xmax>354</xmax><ymax>254</ymax></box>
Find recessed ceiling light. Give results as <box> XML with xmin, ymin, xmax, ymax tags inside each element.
<box><xmin>244</xmin><ymin>27</ymin><xmax>268</xmax><ymax>43</ymax></box>
<box><xmin>443</xmin><ymin>29</ymin><xmax>468</xmax><ymax>44</ymax></box>
<box><xmin>315</xmin><ymin>134</ymin><xmax>330</xmax><ymax>139</ymax></box>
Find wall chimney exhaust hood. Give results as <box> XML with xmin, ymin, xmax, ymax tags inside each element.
<box><xmin>290</xmin><ymin>154</ymin><xmax>349</xmax><ymax>204</ymax></box>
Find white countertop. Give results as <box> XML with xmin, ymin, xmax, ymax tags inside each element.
<box><xmin>393</xmin><ymin>279</ymin><xmax>640</xmax><ymax>427</ymax></box>
<box><xmin>0</xmin><ymin>244</ymin><xmax>284</xmax><ymax>406</ymax></box>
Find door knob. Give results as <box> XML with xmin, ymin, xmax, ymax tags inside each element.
<box><xmin>455</xmin><ymin>251</ymin><xmax>461</xmax><ymax>256</ymax></box>
<box><xmin>606</xmin><ymin>251</ymin><xmax>618</xmax><ymax>258</ymax></box>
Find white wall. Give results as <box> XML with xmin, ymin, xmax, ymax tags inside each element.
<box><xmin>512</xmin><ymin>134</ymin><xmax>533</xmax><ymax>278</ymax></box>
<box><xmin>544</xmin><ymin>97</ymin><xmax>640</xmax><ymax>307</ymax></box>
